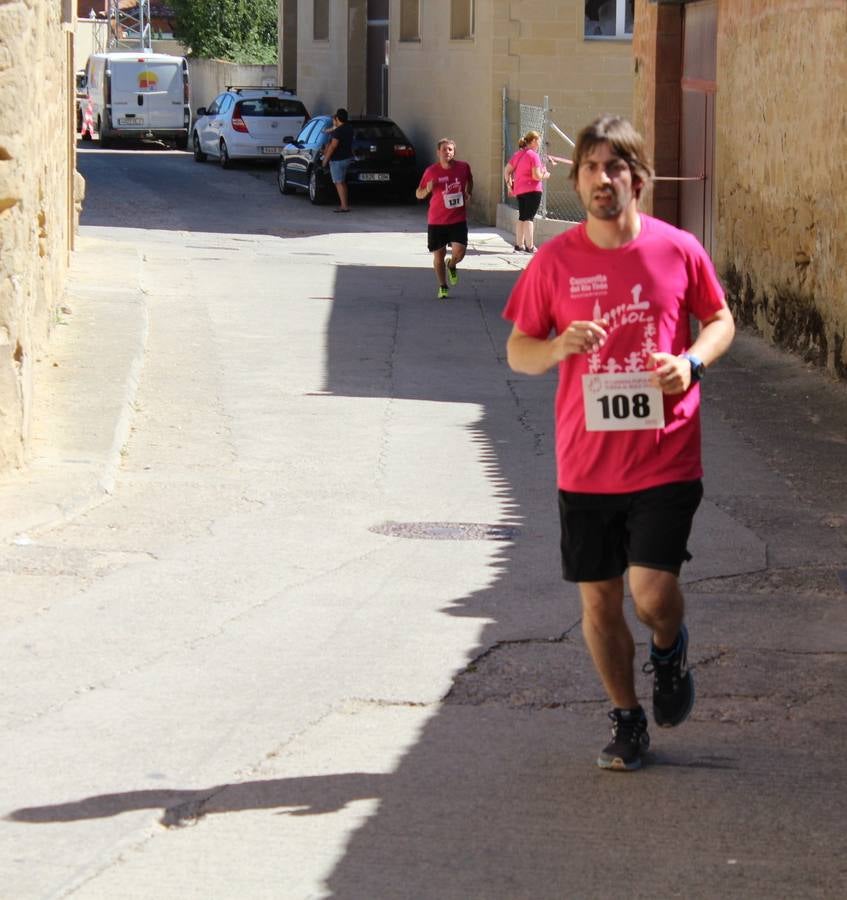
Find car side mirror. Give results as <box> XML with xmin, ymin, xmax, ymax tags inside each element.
<box><xmin>196</xmin><ymin>107</ymin><xmax>207</xmax><ymax>117</ymax></box>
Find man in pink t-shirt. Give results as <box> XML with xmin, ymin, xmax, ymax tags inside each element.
<box><xmin>503</xmin><ymin>115</ymin><xmax>735</xmax><ymax>772</ymax></box>
<box><xmin>416</xmin><ymin>138</ymin><xmax>473</xmax><ymax>300</ymax></box>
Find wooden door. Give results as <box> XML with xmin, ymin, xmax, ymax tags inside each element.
<box><xmin>679</xmin><ymin>0</ymin><xmax>717</xmax><ymax>255</ymax></box>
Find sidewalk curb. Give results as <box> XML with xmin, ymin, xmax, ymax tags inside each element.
<box><xmin>0</xmin><ymin>234</ymin><xmax>149</xmax><ymax>544</ymax></box>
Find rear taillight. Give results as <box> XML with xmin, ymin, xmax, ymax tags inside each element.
<box><xmin>232</xmin><ymin>102</ymin><xmax>249</xmax><ymax>133</ymax></box>
<box><xmin>394</xmin><ymin>144</ymin><xmax>414</xmax><ymax>158</ymax></box>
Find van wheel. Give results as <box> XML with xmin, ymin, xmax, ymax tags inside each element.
<box><xmin>98</xmin><ymin>116</ymin><xmax>111</xmax><ymax>149</ymax></box>
<box><xmin>219</xmin><ymin>140</ymin><xmax>231</xmax><ymax>169</ymax></box>
<box><xmin>193</xmin><ymin>132</ymin><xmax>206</xmax><ymax>162</ymax></box>
<box><xmin>278</xmin><ymin>160</ymin><xmax>294</xmax><ymax>194</ymax></box>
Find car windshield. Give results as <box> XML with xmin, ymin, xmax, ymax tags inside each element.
<box><xmin>238</xmin><ymin>97</ymin><xmax>306</xmax><ymax>117</ymax></box>
<box><xmin>353</xmin><ymin>123</ymin><xmax>407</xmax><ymax>141</ymax></box>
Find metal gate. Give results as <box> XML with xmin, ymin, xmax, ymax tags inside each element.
<box><xmin>501</xmin><ymin>90</ymin><xmax>585</xmax><ymax>223</ymax></box>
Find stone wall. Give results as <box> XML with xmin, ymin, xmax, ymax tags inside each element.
<box><xmin>715</xmin><ymin>0</ymin><xmax>847</xmax><ymax>377</ymax></box>
<box><xmin>188</xmin><ymin>59</ymin><xmax>280</xmax><ymax>112</ymax></box>
<box><xmin>0</xmin><ymin>2</ymin><xmax>74</xmax><ymax>471</ymax></box>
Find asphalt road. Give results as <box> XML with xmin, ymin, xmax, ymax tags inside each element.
<box><xmin>0</xmin><ymin>143</ymin><xmax>845</xmax><ymax>898</ymax></box>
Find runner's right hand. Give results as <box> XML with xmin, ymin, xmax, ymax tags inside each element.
<box><xmin>553</xmin><ymin>319</ymin><xmax>609</xmax><ymax>361</ymax></box>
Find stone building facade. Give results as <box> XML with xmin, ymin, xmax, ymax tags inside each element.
<box><xmin>634</xmin><ymin>0</ymin><xmax>846</xmax><ymax>378</ymax></box>
<box><xmin>278</xmin><ymin>0</ymin><xmax>634</xmax><ymax>224</ymax></box>
<box><xmin>0</xmin><ymin>1</ymin><xmax>77</xmax><ymax>470</ymax></box>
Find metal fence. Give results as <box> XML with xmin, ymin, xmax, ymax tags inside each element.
<box><xmin>501</xmin><ymin>89</ymin><xmax>585</xmax><ymax>223</ymax></box>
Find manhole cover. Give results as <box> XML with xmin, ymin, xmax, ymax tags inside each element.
<box><xmin>369</xmin><ymin>521</ymin><xmax>519</xmax><ymax>541</ymax></box>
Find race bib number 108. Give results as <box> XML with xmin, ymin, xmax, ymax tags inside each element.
<box><xmin>582</xmin><ymin>372</ymin><xmax>665</xmax><ymax>432</ymax></box>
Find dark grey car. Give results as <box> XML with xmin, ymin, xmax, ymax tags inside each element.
<box><xmin>277</xmin><ymin>115</ymin><xmax>418</xmax><ymax>204</ymax></box>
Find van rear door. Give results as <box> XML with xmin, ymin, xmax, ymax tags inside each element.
<box><xmin>111</xmin><ymin>60</ymin><xmax>184</xmax><ymax>129</ymax></box>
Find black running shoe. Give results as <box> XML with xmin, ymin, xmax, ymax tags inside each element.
<box><xmin>596</xmin><ymin>707</ymin><xmax>650</xmax><ymax>771</ymax></box>
<box><xmin>643</xmin><ymin>624</ymin><xmax>695</xmax><ymax>728</ymax></box>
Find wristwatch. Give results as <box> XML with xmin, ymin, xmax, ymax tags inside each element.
<box><xmin>681</xmin><ymin>352</ymin><xmax>705</xmax><ymax>384</ymax></box>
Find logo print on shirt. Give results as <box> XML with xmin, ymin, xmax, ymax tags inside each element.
<box><xmin>588</xmin><ymin>283</ymin><xmax>657</xmax><ymax>374</ymax></box>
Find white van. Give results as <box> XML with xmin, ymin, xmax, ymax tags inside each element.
<box><xmin>84</xmin><ymin>51</ymin><xmax>191</xmax><ymax>148</ymax></box>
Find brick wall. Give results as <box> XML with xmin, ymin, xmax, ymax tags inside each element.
<box><xmin>0</xmin><ymin>1</ymin><xmax>74</xmax><ymax>470</ymax></box>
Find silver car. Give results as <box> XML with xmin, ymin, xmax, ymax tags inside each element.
<box><xmin>192</xmin><ymin>86</ymin><xmax>310</xmax><ymax>168</ymax></box>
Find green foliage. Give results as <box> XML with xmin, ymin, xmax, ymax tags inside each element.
<box><xmin>170</xmin><ymin>0</ymin><xmax>278</xmax><ymax>63</ymax></box>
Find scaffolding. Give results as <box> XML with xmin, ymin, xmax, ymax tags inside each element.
<box><xmin>106</xmin><ymin>0</ymin><xmax>152</xmax><ymax>52</ymax></box>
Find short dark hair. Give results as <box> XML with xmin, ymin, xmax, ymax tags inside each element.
<box><xmin>569</xmin><ymin>115</ymin><xmax>654</xmax><ymax>197</ymax></box>
<box><xmin>335</xmin><ymin>108</ymin><xmax>349</xmax><ymax>123</ymax></box>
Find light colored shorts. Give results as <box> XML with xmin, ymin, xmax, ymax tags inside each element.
<box><xmin>329</xmin><ymin>157</ymin><xmax>353</xmax><ymax>183</ymax></box>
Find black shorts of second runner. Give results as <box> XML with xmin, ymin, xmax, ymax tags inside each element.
<box><xmin>558</xmin><ymin>479</ymin><xmax>704</xmax><ymax>582</ymax></box>
<box><xmin>517</xmin><ymin>190</ymin><xmax>542</xmax><ymax>222</ymax></box>
<box><xmin>427</xmin><ymin>222</ymin><xmax>469</xmax><ymax>253</ymax></box>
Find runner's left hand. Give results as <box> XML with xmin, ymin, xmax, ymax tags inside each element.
<box><xmin>649</xmin><ymin>353</ymin><xmax>691</xmax><ymax>395</ymax></box>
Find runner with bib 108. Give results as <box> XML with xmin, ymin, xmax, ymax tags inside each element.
<box><xmin>503</xmin><ymin>115</ymin><xmax>735</xmax><ymax>771</ymax></box>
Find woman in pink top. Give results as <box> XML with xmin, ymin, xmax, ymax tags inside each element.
<box><xmin>504</xmin><ymin>130</ymin><xmax>550</xmax><ymax>253</ymax></box>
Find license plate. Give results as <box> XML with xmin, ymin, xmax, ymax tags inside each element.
<box><xmin>261</xmin><ymin>146</ymin><xmax>282</xmax><ymax>154</ymax></box>
<box><xmin>359</xmin><ymin>172</ymin><xmax>390</xmax><ymax>182</ymax></box>
<box><xmin>119</xmin><ymin>118</ymin><xmax>142</xmax><ymax>125</ymax></box>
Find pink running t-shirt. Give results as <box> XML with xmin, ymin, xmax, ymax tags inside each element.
<box><xmin>509</xmin><ymin>147</ymin><xmax>543</xmax><ymax>195</ymax></box>
<box><xmin>419</xmin><ymin>160</ymin><xmax>473</xmax><ymax>226</ymax></box>
<box><xmin>502</xmin><ymin>215</ymin><xmax>726</xmax><ymax>494</ymax></box>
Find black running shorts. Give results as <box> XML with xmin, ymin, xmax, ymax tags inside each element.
<box><xmin>517</xmin><ymin>191</ymin><xmax>542</xmax><ymax>221</ymax></box>
<box><xmin>558</xmin><ymin>479</ymin><xmax>704</xmax><ymax>582</ymax></box>
<box><xmin>427</xmin><ymin>222</ymin><xmax>469</xmax><ymax>252</ymax></box>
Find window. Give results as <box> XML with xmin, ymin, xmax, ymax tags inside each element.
<box><xmin>314</xmin><ymin>0</ymin><xmax>329</xmax><ymax>41</ymax></box>
<box><xmin>400</xmin><ymin>0</ymin><xmax>420</xmax><ymax>42</ymax></box>
<box><xmin>238</xmin><ymin>98</ymin><xmax>308</xmax><ymax>118</ymax></box>
<box><xmin>450</xmin><ymin>0</ymin><xmax>474</xmax><ymax>40</ymax></box>
<box><xmin>584</xmin><ymin>0</ymin><xmax>634</xmax><ymax>39</ymax></box>
<box><xmin>297</xmin><ymin>120</ymin><xmax>320</xmax><ymax>144</ymax></box>
<box><xmin>353</xmin><ymin>122</ymin><xmax>407</xmax><ymax>141</ymax></box>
